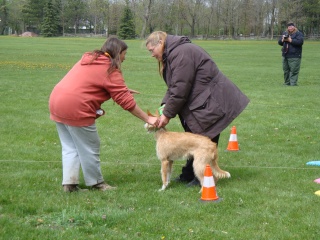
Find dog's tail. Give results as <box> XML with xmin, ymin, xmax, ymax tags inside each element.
<box><xmin>211</xmin><ymin>150</ymin><xmax>231</xmax><ymax>179</ymax></box>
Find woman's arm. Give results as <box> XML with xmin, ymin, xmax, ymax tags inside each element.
<box><xmin>129</xmin><ymin>105</ymin><xmax>159</xmax><ymax>126</ymax></box>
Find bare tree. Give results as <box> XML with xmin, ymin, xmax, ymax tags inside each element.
<box><xmin>219</xmin><ymin>0</ymin><xmax>238</xmax><ymax>37</ymax></box>
<box><xmin>140</xmin><ymin>0</ymin><xmax>152</xmax><ymax>38</ymax></box>
<box><xmin>2</xmin><ymin>0</ymin><xmax>319</xmax><ymax>38</ymax></box>
<box><xmin>178</xmin><ymin>0</ymin><xmax>204</xmax><ymax>37</ymax></box>
<box><xmin>269</xmin><ymin>0</ymin><xmax>278</xmax><ymax>39</ymax></box>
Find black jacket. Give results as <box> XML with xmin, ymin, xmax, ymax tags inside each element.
<box><xmin>278</xmin><ymin>30</ymin><xmax>304</xmax><ymax>58</ymax></box>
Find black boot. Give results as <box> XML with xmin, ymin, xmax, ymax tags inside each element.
<box><xmin>175</xmin><ymin>158</ymin><xmax>195</xmax><ymax>182</ymax></box>
<box><xmin>187</xmin><ymin>178</ymin><xmax>200</xmax><ymax>187</ymax></box>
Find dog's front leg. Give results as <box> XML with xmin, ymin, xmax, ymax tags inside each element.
<box><xmin>167</xmin><ymin>160</ymin><xmax>173</xmax><ymax>185</ymax></box>
<box><xmin>159</xmin><ymin>159</ymin><xmax>170</xmax><ymax>191</ymax></box>
<box><xmin>160</xmin><ymin>185</ymin><xmax>166</xmax><ymax>191</ymax></box>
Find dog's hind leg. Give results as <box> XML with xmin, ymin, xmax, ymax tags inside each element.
<box><xmin>167</xmin><ymin>160</ymin><xmax>173</xmax><ymax>185</ymax></box>
<box><xmin>192</xmin><ymin>158</ymin><xmax>205</xmax><ymax>192</ymax></box>
<box><xmin>159</xmin><ymin>159</ymin><xmax>170</xmax><ymax>191</ymax></box>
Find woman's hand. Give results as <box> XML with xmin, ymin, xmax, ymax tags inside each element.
<box><xmin>147</xmin><ymin>116</ymin><xmax>159</xmax><ymax>126</ymax></box>
<box><xmin>158</xmin><ymin>114</ymin><xmax>170</xmax><ymax>128</ymax></box>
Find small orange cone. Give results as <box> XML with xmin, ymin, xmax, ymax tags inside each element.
<box><xmin>200</xmin><ymin>165</ymin><xmax>221</xmax><ymax>202</ymax></box>
<box><xmin>226</xmin><ymin>126</ymin><xmax>240</xmax><ymax>151</ymax></box>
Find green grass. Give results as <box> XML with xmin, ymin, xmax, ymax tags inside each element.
<box><xmin>0</xmin><ymin>36</ymin><xmax>320</xmax><ymax>239</ymax></box>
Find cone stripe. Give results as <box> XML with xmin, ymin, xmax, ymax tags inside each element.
<box><xmin>203</xmin><ymin>176</ymin><xmax>215</xmax><ymax>187</ymax></box>
<box><xmin>229</xmin><ymin>134</ymin><xmax>237</xmax><ymax>141</ymax></box>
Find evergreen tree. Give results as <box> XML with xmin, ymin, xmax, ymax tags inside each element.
<box><xmin>22</xmin><ymin>0</ymin><xmax>46</xmax><ymax>32</ymax></box>
<box><xmin>41</xmin><ymin>0</ymin><xmax>59</xmax><ymax>37</ymax></box>
<box><xmin>64</xmin><ymin>0</ymin><xmax>88</xmax><ymax>35</ymax></box>
<box><xmin>0</xmin><ymin>0</ymin><xmax>8</xmax><ymax>35</ymax></box>
<box><xmin>118</xmin><ymin>0</ymin><xmax>135</xmax><ymax>39</ymax></box>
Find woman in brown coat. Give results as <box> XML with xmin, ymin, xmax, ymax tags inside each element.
<box><xmin>146</xmin><ymin>31</ymin><xmax>250</xmax><ymax>186</ymax></box>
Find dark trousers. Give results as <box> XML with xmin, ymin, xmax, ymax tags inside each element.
<box><xmin>282</xmin><ymin>57</ymin><xmax>301</xmax><ymax>86</ymax></box>
<box><xmin>179</xmin><ymin>118</ymin><xmax>220</xmax><ymax>181</ymax></box>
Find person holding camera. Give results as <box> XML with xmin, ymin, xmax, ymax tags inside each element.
<box><xmin>278</xmin><ymin>22</ymin><xmax>304</xmax><ymax>86</ymax></box>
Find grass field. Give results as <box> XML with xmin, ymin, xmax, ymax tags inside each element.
<box><xmin>0</xmin><ymin>36</ymin><xmax>319</xmax><ymax>239</ymax></box>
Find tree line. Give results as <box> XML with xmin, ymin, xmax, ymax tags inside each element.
<box><xmin>0</xmin><ymin>0</ymin><xmax>319</xmax><ymax>39</ymax></box>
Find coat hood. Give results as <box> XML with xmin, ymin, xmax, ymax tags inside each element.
<box><xmin>163</xmin><ymin>35</ymin><xmax>191</xmax><ymax>61</ymax></box>
<box><xmin>80</xmin><ymin>52</ymin><xmax>109</xmax><ymax>65</ymax></box>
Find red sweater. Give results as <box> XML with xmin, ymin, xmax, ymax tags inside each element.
<box><xmin>49</xmin><ymin>53</ymin><xmax>136</xmax><ymax>126</ymax></box>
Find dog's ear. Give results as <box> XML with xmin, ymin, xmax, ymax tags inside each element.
<box><xmin>147</xmin><ymin>110</ymin><xmax>155</xmax><ymax>117</ymax></box>
<box><xmin>155</xmin><ymin>109</ymin><xmax>160</xmax><ymax>117</ymax></box>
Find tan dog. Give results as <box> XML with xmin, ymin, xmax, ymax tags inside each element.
<box><xmin>145</xmin><ymin>111</ymin><xmax>231</xmax><ymax>191</ymax></box>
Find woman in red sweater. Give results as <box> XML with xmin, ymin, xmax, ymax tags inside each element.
<box><xmin>49</xmin><ymin>37</ymin><xmax>158</xmax><ymax>192</ymax></box>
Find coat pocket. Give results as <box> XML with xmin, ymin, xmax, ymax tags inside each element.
<box><xmin>189</xmin><ymin>88</ymin><xmax>225</xmax><ymax>130</ymax></box>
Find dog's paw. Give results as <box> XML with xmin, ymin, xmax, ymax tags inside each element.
<box><xmin>158</xmin><ymin>184</ymin><xmax>167</xmax><ymax>191</ymax></box>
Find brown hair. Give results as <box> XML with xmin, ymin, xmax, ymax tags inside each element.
<box><xmin>146</xmin><ymin>31</ymin><xmax>167</xmax><ymax>75</ymax></box>
<box><xmin>91</xmin><ymin>36</ymin><xmax>128</xmax><ymax>75</ymax></box>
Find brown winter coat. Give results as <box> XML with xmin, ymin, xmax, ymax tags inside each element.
<box><xmin>161</xmin><ymin>35</ymin><xmax>250</xmax><ymax>139</ymax></box>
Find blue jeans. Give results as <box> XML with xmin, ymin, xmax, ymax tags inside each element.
<box><xmin>282</xmin><ymin>57</ymin><xmax>301</xmax><ymax>86</ymax></box>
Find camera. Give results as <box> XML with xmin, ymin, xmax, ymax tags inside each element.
<box><xmin>283</xmin><ymin>33</ymin><xmax>289</xmax><ymax>39</ymax></box>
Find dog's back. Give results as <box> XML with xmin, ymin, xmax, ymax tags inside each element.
<box><xmin>155</xmin><ymin>130</ymin><xmax>215</xmax><ymax>162</ymax></box>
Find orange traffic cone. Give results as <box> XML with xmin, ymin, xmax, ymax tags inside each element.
<box><xmin>200</xmin><ymin>165</ymin><xmax>221</xmax><ymax>202</ymax></box>
<box><xmin>226</xmin><ymin>126</ymin><xmax>240</xmax><ymax>151</ymax></box>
